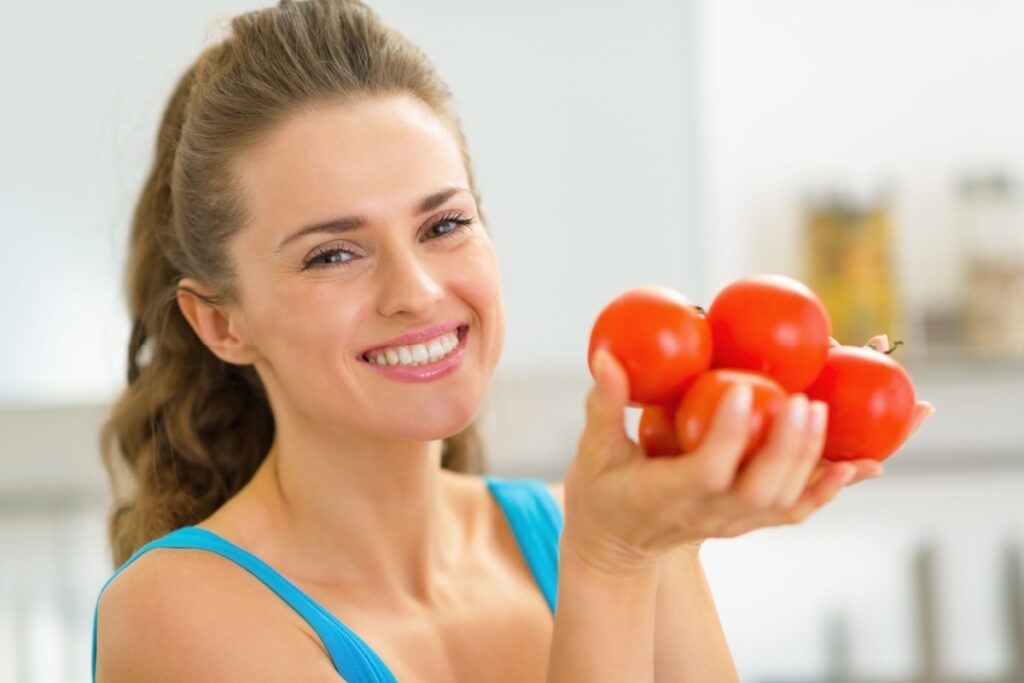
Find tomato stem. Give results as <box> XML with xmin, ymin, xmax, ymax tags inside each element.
<box><xmin>868</xmin><ymin>339</ymin><xmax>905</xmax><ymax>354</ymax></box>
<box><xmin>883</xmin><ymin>340</ymin><xmax>904</xmax><ymax>355</ymax></box>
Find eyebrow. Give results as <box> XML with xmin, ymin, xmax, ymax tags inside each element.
<box><xmin>275</xmin><ymin>186</ymin><xmax>471</xmax><ymax>253</ymax></box>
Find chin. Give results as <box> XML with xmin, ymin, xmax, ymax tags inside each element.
<box><xmin>392</xmin><ymin>395</ymin><xmax>482</xmax><ymax>441</ymax></box>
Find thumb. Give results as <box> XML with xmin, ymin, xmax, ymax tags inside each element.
<box><xmin>584</xmin><ymin>348</ymin><xmax>632</xmax><ymax>443</ymax></box>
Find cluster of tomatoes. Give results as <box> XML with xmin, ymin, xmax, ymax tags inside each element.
<box><xmin>588</xmin><ymin>274</ymin><xmax>918</xmax><ymax>463</ymax></box>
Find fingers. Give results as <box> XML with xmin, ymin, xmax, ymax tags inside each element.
<box><xmin>807</xmin><ymin>457</ymin><xmax>882</xmax><ymax>489</ymax></box>
<box><xmin>910</xmin><ymin>401</ymin><xmax>935</xmax><ymax>435</ymax></box>
<box><xmin>775</xmin><ymin>400</ymin><xmax>829</xmax><ymax>508</ymax></box>
<box><xmin>646</xmin><ymin>383</ymin><xmax>753</xmax><ymax>496</ymax></box>
<box><xmin>865</xmin><ymin>334</ymin><xmax>891</xmax><ymax>352</ymax></box>
<box><xmin>835</xmin><ymin>458</ymin><xmax>884</xmax><ymax>485</ymax></box>
<box><xmin>730</xmin><ymin>461</ymin><xmax>855</xmax><ymax>533</ymax></box>
<box><xmin>780</xmin><ymin>462</ymin><xmax>857</xmax><ymax>524</ymax></box>
<box><xmin>720</xmin><ymin>456</ymin><xmax>880</xmax><ymax>536</ymax></box>
<box><xmin>840</xmin><ymin>334</ymin><xmax>900</xmax><ymax>351</ymax></box>
<box><xmin>804</xmin><ymin>459</ymin><xmax>832</xmax><ymax>489</ymax></box>
<box><xmin>730</xmin><ymin>394</ymin><xmax>811</xmax><ymax>509</ymax></box>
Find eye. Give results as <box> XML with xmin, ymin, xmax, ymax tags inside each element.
<box><xmin>424</xmin><ymin>213</ymin><xmax>476</xmax><ymax>240</ymax></box>
<box><xmin>300</xmin><ymin>212</ymin><xmax>476</xmax><ymax>271</ymax></box>
<box><xmin>300</xmin><ymin>243</ymin><xmax>358</xmax><ymax>270</ymax></box>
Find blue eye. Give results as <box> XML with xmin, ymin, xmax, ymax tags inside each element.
<box><xmin>424</xmin><ymin>216</ymin><xmax>474</xmax><ymax>240</ymax></box>
<box><xmin>300</xmin><ymin>214</ymin><xmax>475</xmax><ymax>271</ymax></box>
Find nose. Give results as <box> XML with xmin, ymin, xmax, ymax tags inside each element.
<box><xmin>375</xmin><ymin>245</ymin><xmax>444</xmax><ymax>318</ymax></box>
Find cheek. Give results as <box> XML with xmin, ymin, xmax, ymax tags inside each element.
<box><xmin>449</xmin><ymin>238</ymin><xmax>499</xmax><ymax>294</ymax></box>
<box><xmin>251</xmin><ymin>287</ymin><xmax>371</xmax><ymax>424</ymax></box>
<box><xmin>456</xmin><ymin>239</ymin><xmax>505</xmax><ymax>362</ymax></box>
<box><xmin>247</xmin><ymin>277</ymin><xmax>363</xmax><ymax>370</ymax></box>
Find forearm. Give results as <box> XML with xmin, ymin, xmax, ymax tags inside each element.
<box><xmin>654</xmin><ymin>546</ymin><xmax>740</xmax><ymax>683</ymax></box>
<box><xmin>546</xmin><ymin>544</ymin><xmax>659</xmax><ymax>683</ymax></box>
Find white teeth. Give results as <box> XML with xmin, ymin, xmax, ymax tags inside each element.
<box><xmin>411</xmin><ymin>344</ymin><xmax>429</xmax><ymax>363</ymax></box>
<box><xmin>368</xmin><ymin>329</ymin><xmax>462</xmax><ymax>366</ymax></box>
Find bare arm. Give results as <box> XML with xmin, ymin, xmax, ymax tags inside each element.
<box><xmin>547</xmin><ymin>481</ymin><xmax>737</xmax><ymax>683</ymax></box>
<box><xmin>651</xmin><ymin>546</ymin><xmax>739</xmax><ymax>682</ymax></box>
<box><xmin>548</xmin><ymin>466</ymin><xmax>883</xmax><ymax>683</ymax></box>
<box><xmin>551</xmin><ymin>350</ymin><xmax>909</xmax><ymax>683</ymax></box>
<box><xmin>546</xmin><ymin>480</ymin><xmax>659</xmax><ymax>682</ymax></box>
<box><xmin>546</xmin><ymin>538</ymin><xmax>659</xmax><ymax>682</ymax></box>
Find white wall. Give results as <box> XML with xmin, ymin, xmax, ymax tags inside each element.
<box><xmin>0</xmin><ymin>0</ymin><xmax>703</xmax><ymax>406</ymax></box>
<box><xmin>696</xmin><ymin>0</ymin><xmax>1024</xmax><ymax>327</ymax></box>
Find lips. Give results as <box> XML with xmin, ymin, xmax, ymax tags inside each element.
<box><xmin>359</xmin><ymin>323</ymin><xmax>468</xmax><ymax>361</ymax></box>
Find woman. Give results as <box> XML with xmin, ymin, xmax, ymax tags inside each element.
<box><xmin>91</xmin><ymin>1</ymin><xmax>933</xmax><ymax>681</ymax></box>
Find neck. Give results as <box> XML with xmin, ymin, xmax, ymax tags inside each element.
<box><xmin>239</xmin><ymin>418</ymin><xmax>464</xmax><ymax>606</ymax></box>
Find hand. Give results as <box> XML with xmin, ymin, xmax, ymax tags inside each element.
<box><xmin>830</xmin><ymin>334</ymin><xmax>936</xmax><ymax>438</ymax></box>
<box><xmin>561</xmin><ymin>349</ymin><xmax>857</xmax><ymax>578</ymax></box>
<box><xmin>730</xmin><ymin>338</ymin><xmax>934</xmax><ymax>538</ymax></box>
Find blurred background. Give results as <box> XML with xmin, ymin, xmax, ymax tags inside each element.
<box><xmin>2</xmin><ymin>0</ymin><xmax>1023</xmax><ymax>681</ymax></box>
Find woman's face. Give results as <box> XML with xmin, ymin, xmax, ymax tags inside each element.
<box><xmin>227</xmin><ymin>94</ymin><xmax>505</xmax><ymax>443</ymax></box>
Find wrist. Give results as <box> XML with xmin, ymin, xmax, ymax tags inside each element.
<box><xmin>559</xmin><ymin>532</ymin><xmax>661</xmax><ymax>582</ymax></box>
<box><xmin>676</xmin><ymin>541</ymin><xmax>704</xmax><ymax>558</ymax></box>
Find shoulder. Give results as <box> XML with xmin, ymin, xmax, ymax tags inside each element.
<box><xmin>545</xmin><ymin>481</ymin><xmax>564</xmax><ymax>511</ymax></box>
<box><xmin>94</xmin><ymin>546</ymin><xmax>343</xmax><ymax>682</ymax></box>
<box><xmin>468</xmin><ymin>471</ymin><xmax>564</xmax><ymax>512</ymax></box>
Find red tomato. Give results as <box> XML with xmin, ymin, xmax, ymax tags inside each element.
<box><xmin>639</xmin><ymin>399</ymin><xmax>682</xmax><ymax>457</ymax></box>
<box><xmin>805</xmin><ymin>345</ymin><xmax>916</xmax><ymax>462</ymax></box>
<box><xmin>589</xmin><ymin>285</ymin><xmax>712</xmax><ymax>405</ymax></box>
<box><xmin>707</xmin><ymin>274</ymin><xmax>832</xmax><ymax>392</ymax></box>
<box><xmin>674</xmin><ymin>369</ymin><xmax>787</xmax><ymax>464</ymax></box>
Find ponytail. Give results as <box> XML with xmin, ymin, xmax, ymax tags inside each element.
<box><xmin>101</xmin><ymin>61</ymin><xmax>276</xmax><ymax>566</ymax></box>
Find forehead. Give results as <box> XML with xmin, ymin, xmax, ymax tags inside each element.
<box><xmin>234</xmin><ymin>94</ymin><xmax>469</xmax><ymax>236</ymax></box>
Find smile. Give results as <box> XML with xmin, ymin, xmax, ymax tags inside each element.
<box><xmin>361</xmin><ymin>325</ymin><xmax>468</xmax><ymax>366</ymax></box>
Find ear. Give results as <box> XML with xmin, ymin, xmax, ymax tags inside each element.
<box><xmin>175</xmin><ymin>277</ymin><xmax>262</xmax><ymax>366</ymax></box>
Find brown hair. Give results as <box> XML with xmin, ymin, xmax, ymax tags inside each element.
<box><xmin>100</xmin><ymin>0</ymin><xmax>489</xmax><ymax>568</ymax></box>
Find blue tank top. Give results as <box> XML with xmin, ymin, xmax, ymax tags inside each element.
<box><xmin>91</xmin><ymin>474</ymin><xmax>564</xmax><ymax>682</ymax></box>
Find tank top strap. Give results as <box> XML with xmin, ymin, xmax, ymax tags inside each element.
<box><xmin>482</xmin><ymin>475</ymin><xmax>565</xmax><ymax>613</ymax></box>
<box><xmin>91</xmin><ymin>526</ymin><xmax>397</xmax><ymax>683</ymax></box>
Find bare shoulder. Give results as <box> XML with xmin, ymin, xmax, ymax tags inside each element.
<box><xmin>444</xmin><ymin>470</ymin><xmax>563</xmax><ymax>510</ymax></box>
<box><xmin>545</xmin><ymin>480</ymin><xmax>565</xmax><ymax>511</ymax></box>
<box><xmin>94</xmin><ymin>547</ymin><xmax>344</xmax><ymax>683</ymax></box>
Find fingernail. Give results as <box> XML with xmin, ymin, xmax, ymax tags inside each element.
<box><xmin>592</xmin><ymin>350</ymin><xmax>608</xmax><ymax>376</ymax></box>
<box><xmin>787</xmin><ymin>394</ymin><xmax>809</xmax><ymax>425</ymax></box>
<box><xmin>730</xmin><ymin>383</ymin><xmax>753</xmax><ymax>412</ymax></box>
<box><xmin>840</xmin><ymin>466</ymin><xmax>857</xmax><ymax>485</ymax></box>
<box><xmin>809</xmin><ymin>401</ymin><xmax>828</xmax><ymax>433</ymax></box>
